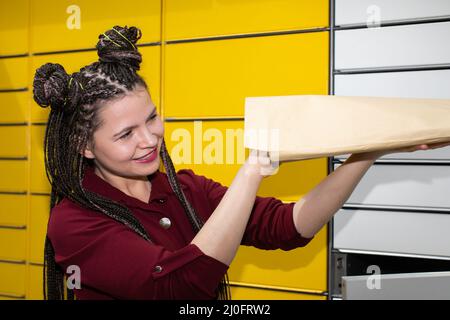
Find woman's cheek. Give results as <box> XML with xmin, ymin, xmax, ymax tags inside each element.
<box><xmin>155</xmin><ymin>118</ymin><xmax>164</xmax><ymax>136</ymax></box>
<box><xmin>116</xmin><ymin>142</ymin><xmax>136</xmax><ymax>162</ymax></box>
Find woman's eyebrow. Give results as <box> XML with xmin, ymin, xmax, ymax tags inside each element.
<box><xmin>113</xmin><ymin>107</ymin><xmax>157</xmax><ymax>138</ymax></box>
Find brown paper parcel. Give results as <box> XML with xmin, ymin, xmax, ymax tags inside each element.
<box><xmin>244</xmin><ymin>95</ymin><xmax>450</xmax><ymax>162</ymax></box>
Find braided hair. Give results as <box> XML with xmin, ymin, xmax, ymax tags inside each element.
<box><xmin>32</xmin><ymin>25</ymin><xmax>231</xmax><ymax>300</ymax></box>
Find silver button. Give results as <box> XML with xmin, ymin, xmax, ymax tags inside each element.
<box><xmin>158</xmin><ymin>198</ymin><xmax>166</xmax><ymax>204</ymax></box>
<box><xmin>159</xmin><ymin>217</ymin><xmax>171</xmax><ymax>229</ymax></box>
<box><xmin>153</xmin><ymin>265</ymin><xmax>163</xmax><ymax>273</ymax></box>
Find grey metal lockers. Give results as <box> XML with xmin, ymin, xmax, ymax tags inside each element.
<box><xmin>335</xmin><ymin>70</ymin><xmax>450</xmax><ymax>100</ymax></box>
<box><xmin>335</xmin><ymin>0</ymin><xmax>450</xmax><ymax>26</ymax></box>
<box><xmin>334</xmin><ymin>208</ymin><xmax>450</xmax><ymax>258</ymax></box>
<box><xmin>333</xmin><ymin>164</ymin><xmax>450</xmax><ymax>209</ymax></box>
<box><xmin>342</xmin><ymin>271</ymin><xmax>450</xmax><ymax>300</ymax></box>
<box><xmin>335</xmin><ymin>22</ymin><xmax>450</xmax><ymax>70</ymax></box>
<box><xmin>330</xmin><ymin>0</ymin><xmax>450</xmax><ymax>300</ymax></box>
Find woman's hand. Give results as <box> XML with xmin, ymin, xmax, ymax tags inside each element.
<box><xmin>356</xmin><ymin>141</ymin><xmax>450</xmax><ymax>160</ymax></box>
<box><xmin>244</xmin><ymin>149</ymin><xmax>280</xmax><ymax>178</ymax></box>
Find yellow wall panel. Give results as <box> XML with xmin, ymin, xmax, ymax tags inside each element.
<box><xmin>0</xmin><ymin>194</ymin><xmax>27</xmax><ymax>227</ymax></box>
<box><xmin>0</xmin><ymin>126</ymin><xmax>28</xmax><ymax>158</ymax></box>
<box><xmin>0</xmin><ymin>228</ymin><xmax>27</xmax><ymax>262</ymax></box>
<box><xmin>30</xmin><ymin>125</ymin><xmax>49</xmax><ymax>194</ymax></box>
<box><xmin>138</xmin><ymin>46</ymin><xmax>161</xmax><ymax>112</ymax></box>
<box><xmin>31</xmin><ymin>51</ymin><xmax>98</xmax><ymax>77</ymax></box>
<box><xmin>0</xmin><ymin>262</ymin><xmax>26</xmax><ymax>297</ymax></box>
<box><xmin>165</xmin><ymin>0</ymin><xmax>329</xmax><ymax>40</ymax></box>
<box><xmin>0</xmin><ymin>57</ymin><xmax>28</xmax><ymax>89</ymax></box>
<box><xmin>29</xmin><ymin>195</ymin><xmax>50</xmax><ymax>264</ymax></box>
<box><xmin>0</xmin><ymin>91</ymin><xmax>29</xmax><ymax>123</ymax></box>
<box><xmin>230</xmin><ymin>285</ymin><xmax>326</xmax><ymax>300</ymax></box>
<box><xmin>258</xmin><ymin>159</ymin><xmax>327</xmax><ymax>202</ymax></box>
<box><xmin>164</xmin><ymin>120</ymin><xmax>246</xmax><ymax>185</ymax></box>
<box><xmin>0</xmin><ymin>160</ymin><xmax>27</xmax><ymax>192</ymax></box>
<box><xmin>229</xmin><ymin>226</ymin><xmax>328</xmax><ymax>292</ymax></box>
<box><xmin>31</xmin><ymin>0</ymin><xmax>161</xmax><ymax>53</ymax></box>
<box><xmin>164</xmin><ymin>32</ymin><xmax>329</xmax><ymax>117</ymax></box>
<box><xmin>164</xmin><ymin>120</ymin><xmax>327</xmax><ymax>202</ymax></box>
<box><xmin>27</xmin><ymin>264</ymin><xmax>44</xmax><ymax>300</ymax></box>
<box><xmin>0</xmin><ymin>1</ymin><xmax>29</xmax><ymax>55</ymax></box>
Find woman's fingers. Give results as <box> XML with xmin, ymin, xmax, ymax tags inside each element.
<box><xmin>245</xmin><ymin>149</ymin><xmax>279</xmax><ymax>177</ymax></box>
<box><xmin>388</xmin><ymin>141</ymin><xmax>449</xmax><ymax>154</ymax></box>
<box><xmin>362</xmin><ymin>141</ymin><xmax>450</xmax><ymax>157</ymax></box>
<box><xmin>427</xmin><ymin>141</ymin><xmax>450</xmax><ymax>149</ymax></box>
<box><xmin>409</xmin><ymin>141</ymin><xmax>450</xmax><ymax>152</ymax></box>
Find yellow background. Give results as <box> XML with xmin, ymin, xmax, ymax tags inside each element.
<box><xmin>0</xmin><ymin>0</ymin><xmax>329</xmax><ymax>300</ymax></box>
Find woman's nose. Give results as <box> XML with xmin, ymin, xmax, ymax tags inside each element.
<box><xmin>138</xmin><ymin>128</ymin><xmax>158</xmax><ymax>148</ymax></box>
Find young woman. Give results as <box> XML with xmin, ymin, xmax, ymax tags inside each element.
<box><xmin>33</xmin><ymin>25</ymin><xmax>450</xmax><ymax>300</ymax></box>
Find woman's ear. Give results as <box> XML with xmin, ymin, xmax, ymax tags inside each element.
<box><xmin>81</xmin><ymin>141</ymin><xmax>95</xmax><ymax>159</ymax></box>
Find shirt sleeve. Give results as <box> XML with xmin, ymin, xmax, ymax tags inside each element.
<box><xmin>181</xmin><ymin>169</ymin><xmax>315</xmax><ymax>251</ymax></box>
<box><xmin>47</xmin><ymin>200</ymin><xmax>229</xmax><ymax>300</ymax></box>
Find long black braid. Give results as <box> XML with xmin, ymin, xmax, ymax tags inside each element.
<box><xmin>33</xmin><ymin>25</ymin><xmax>231</xmax><ymax>300</ymax></box>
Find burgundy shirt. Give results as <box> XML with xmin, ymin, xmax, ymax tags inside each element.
<box><xmin>47</xmin><ymin>165</ymin><xmax>314</xmax><ymax>300</ymax></box>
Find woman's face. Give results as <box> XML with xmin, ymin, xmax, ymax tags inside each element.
<box><xmin>83</xmin><ymin>86</ymin><xmax>164</xmax><ymax>178</ymax></box>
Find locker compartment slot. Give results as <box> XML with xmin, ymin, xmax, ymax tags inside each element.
<box><xmin>331</xmin><ymin>251</ymin><xmax>450</xmax><ymax>299</ymax></box>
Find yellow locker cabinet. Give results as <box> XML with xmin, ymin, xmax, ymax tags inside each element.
<box><xmin>0</xmin><ymin>92</ymin><xmax>29</xmax><ymax>123</ymax></box>
<box><xmin>0</xmin><ymin>262</ymin><xmax>26</xmax><ymax>299</ymax></box>
<box><xmin>0</xmin><ymin>126</ymin><xmax>28</xmax><ymax>158</ymax></box>
<box><xmin>31</xmin><ymin>0</ymin><xmax>161</xmax><ymax>53</ymax></box>
<box><xmin>0</xmin><ymin>57</ymin><xmax>28</xmax><ymax>90</ymax></box>
<box><xmin>164</xmin><ymin>31</ymin><xmax>329</xmax><ymax>118</ymax></box>
<box><xmin>0</xmin><ymin>0</ymin><xmax>29</xmax><ymax>56</ymax></box>
<box><xmin>165</xmin><ymin>0</ymin><xmax>329</xmax><ymax>40</ymax></box>
<box><xmin>29</xmin><ymin>195</ymin><xmax>50</xmax><ymax>264</ymax></box>
<box><xmin>0</xmin><ymin>160</ymin><xmax>27</xmax><ymax>192</ymax></box>
<box><xmin>0</xmin><ymin>194</ymin><xmax>27</xmax><ymax>227</ymax></box>
<box><xmin>230</xmin><ymin>285</ymin><xmax>326</xmax><ymax>300</ymax></box>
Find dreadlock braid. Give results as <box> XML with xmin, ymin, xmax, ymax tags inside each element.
<box><xmin>160</xmin><ymin>139</ymin><xmax>204</xmax><ymax>231</ymax></box>
<box><xmin>33</xmin><ymin>25</ymin><xmax>231</xmax><ymax>300</ymax></box>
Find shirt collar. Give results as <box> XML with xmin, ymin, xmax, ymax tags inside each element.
<box><xmin>81</xmin><ymin>165</ymin><xmax>187</xmax><ymax>210</ymax></box>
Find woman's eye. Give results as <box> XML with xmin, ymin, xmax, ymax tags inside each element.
<box><xmin>146</xmin><ymin>114</ymin><xmax>157</xmax><ymax>125</ymax></box>
<box><xmin>119</xmin><ymin>115</ymin><xmax>157</xmax><ymax>140</ymax></box>
<box><xmin>120</xmin><ymin>131</ymin><xmax>132</xmax><ymax>139</ymax></box>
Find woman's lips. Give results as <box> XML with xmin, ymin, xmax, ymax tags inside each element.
<box><xmin>134</xmin><ymin>148</ymin><xmax>157</xmax><ymax>162</ymax></box>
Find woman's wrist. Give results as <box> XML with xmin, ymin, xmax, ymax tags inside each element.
<box><xmin>242</xmin><ymin>161</ymin><xmax>266</xmax><ymax>181</ymax></box>
<box><xmin>243</xmin><ymin>149</ymin><xmax>278</xmax><ymax>179</ymax></box>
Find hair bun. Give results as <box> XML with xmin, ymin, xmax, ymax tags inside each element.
<box><xmin>96</xmin><ymin>25</ymin><xmax>142</xmax><ymax>71</ymax></box>
<box><xmin>33</xmin><ymin>63</ymin><xmax>70</xmax><ymax>110</ymax></box>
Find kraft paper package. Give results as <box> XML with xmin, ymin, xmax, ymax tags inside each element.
<box><xmin>243</xmin><ymin>95</ymin><xmax>450</xmax><ymax>162</ymax></box>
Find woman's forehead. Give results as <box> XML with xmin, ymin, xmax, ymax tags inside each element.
<box><xmin>100</xmin><ymin>89</ymin><xmax>154</xmax><ymax>121</ymax></box>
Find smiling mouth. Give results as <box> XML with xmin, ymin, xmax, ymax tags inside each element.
<box><xmin>134</xmin><ymin>148</ymin><xmax>157</xmax><ymax>160</ymax></box>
